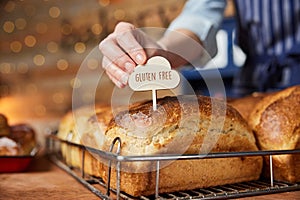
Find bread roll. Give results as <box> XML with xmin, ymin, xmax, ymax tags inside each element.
<box><xmin>57</xmin><ymin>95</ymin><xmax>262</xmax><ymax>196</ymax></box>
<box><xmin>0</xmin><ymin>113</ymin><xmax>36</xmax><ymax>156</ymax></box>
<box><xmin>248</xmin><ymin>85</ymin><xmax>300</xmax><ymax>183</ymax></box>
<box><xmin>0</xmin><ymin>137</ymin><xmax>20</xmax><ymax>156</ymax></box>
<box><xmin>228</xmin><ymin>93</ymin><xmax>266</xmax><ymax>121</ymax></box>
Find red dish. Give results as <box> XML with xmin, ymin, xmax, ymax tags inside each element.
<box><xmin>0</xmin><ymin>146</ymin><xmax>39</xmax><ymax>173</ymax></box>
<box><xmin>0</xmin><ymin>155</ymin><xmax>34</xmax><ymax>173</ymax></box>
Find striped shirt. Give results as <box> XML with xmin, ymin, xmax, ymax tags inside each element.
<box><xmin>233</xmin><ymin>0</ymin><xmax>300</xmax><ymax>96</ymax></box>
<box><xmin>169</xmin><ymin>0</ymin><xmax>300</xmax><ymax>96</ymax></box>
<box><xmin>235</xmin><ymin>0</ymin><xmax>300</xmax><ymax>58</ymax></box>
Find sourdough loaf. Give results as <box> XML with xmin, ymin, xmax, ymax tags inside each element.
<box><xmin>248</xmin><ymin>85</ymin><xmax>300</xmax><ymax>183</ymax></box>
<box><xmin>228</xmin><ymin>92</ymin><xmax>266</xmax><ymax>121</ymax></box>
<box><xmin>57</xmin><ymin>95</ymin><xmax>262</xmax><ymax>196</ymax></box>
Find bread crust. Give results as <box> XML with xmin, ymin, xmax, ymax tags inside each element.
<box><xmin>228</xmin><ymin>92</ymin><xmax>266</xmax><ymax>121</ymax></box>
<box><xmin>57</xmin><ymin>95</ymin><xmax>262</xmax><ymax>196</ymax></box>
<box><xmin>248</xmin><ymin>85</ymin><xmax>300</xmax><ymax>182</ymax></box>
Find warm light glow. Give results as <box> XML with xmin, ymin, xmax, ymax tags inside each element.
<box><xmin>4</xmin><ymin>1</ymin><xmax>15</xmax><ymax>13</ymax></box>
<box><xmin>52</xmin><ymin>93</ymin><xmax>65</xmax><ymax>104</ymax></box>
<box><xmin>17</xmin><ymin>62</ymin><xmax>29</xmax><ymax>74</ymax></box>
<box><xmin>34</xmin><ymin>104</ymin><xmax>46</xmax><ymax>116</ymax></box>
<box><xmin>47</xmin><ymin>41</ymin><xmax>58</xmax><ymax>53</ymax></box>
<box><xmin>57</xmin><ymin>59</ymin><xmax>68</xmax><ymax>70</ymax></box>
<box><xmin>70</xmin><ymin>77</ymin><xmax>81</xmax><ymax>88</ymax></box>
<box><xmin>74</xmin><ymin>42</ymin><xmax>86</xmax><ymax>54</ymax></box>
<box><xmin>61</xmin><ymin>24</ymin><xmax>72</xmax><ymax>35</ymax></box>
<box><xmin>91</xmin><ymin>24</ymin><xmax>103</xmax><ymax>35</ymax></box>
<box><xmin>87</xmin><ymin>58</ymin><xmax>99</xmax><ymax>70</ymax></box>
<box><xmin>36</xmin><ymin>22</ymin><xmax>48</xmax><ymax>34</ymax></box>
<box><xmin>24</xmin><ymin>35</ymin><xmax>37</xmax><ymax>47</ymax></box>
<box><xmin>10</xmin><ymin>41</ymin><xmax>22</xmax><ymax>53</ymax></box>
<box><xmin>26</xmin><ymin>83</ymin><xmax>38</xmax><ymax>94</ymax></box>
<box><xmin>49</xmin><ymin>6</ymin><xmax>61</xmax><ymax>18</ymax></box>
<box><xmin>0</xmin><ymin>63</ymin><xmax>12</xmax><ymax>74</ymax></box>
<box><xmin>3</xmin><ymin>21</ymin><xmax>15</xmax><ymax>33</ymax></box>
<box><xmin>98</xmin><ymin>0</ymin><xmax>110</xmax><ymax>7</ymax></box>
<box><xmin>33</xmin><ymin>54</ymin><xmax>45</xmax><ymax>66</ymax></box>
<box><xmin>113</xmin><ymin>9</ymin><xmax>126</xmax><ymax>20</ymax></box>
<box><xmin>15</xmin><ymin>18</ymin><xmax>27</xmax><ymax>30</ymax></box>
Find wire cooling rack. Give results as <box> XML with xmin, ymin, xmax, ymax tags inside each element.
<box><xmin>46</xmin><ymin>134</ymin><xmax>300</xmax><ymax>200</ymax></box>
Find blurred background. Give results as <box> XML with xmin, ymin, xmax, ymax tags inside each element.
<box><xmin>0</xmin><ymin>0</ymin><xmax>235</xmax><ymax>143</ymax></box>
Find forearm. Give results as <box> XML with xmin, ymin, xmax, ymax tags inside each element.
<box><xmin>158</xmin><ymin>28</ymin><xmax>204</xmax><ymax>68</ymax></box>
<box><xmin>162</xmin><ymin>0</ymin><xmax>226</xmax><ymax>67</ymax></box>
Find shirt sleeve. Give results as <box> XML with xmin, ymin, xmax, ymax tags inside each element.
<box><xmin>168</xmin><ymin>0</ymin><xmax>226</xmax><ymax>59</ymax></box>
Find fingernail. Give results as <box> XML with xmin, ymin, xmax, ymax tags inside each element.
<box><xmin>125</xmin><ymin>62</ymin><xmax>134</xmax><ymax>73</ymax></box>
<box><xmin>120</xmin><ymin>73</ymin><xmax>129</xmax><ymax>85</ymax></box>
<box><xmin>136</xmin><ymin>53</ymin><xmax>144</xmax><ymax>63</ymax></box>
<box><xmin>116</xmin><ymin>81</ymin><xmax>124</xmax><ymax>88</ymax></box>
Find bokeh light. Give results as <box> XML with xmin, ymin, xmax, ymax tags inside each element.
<box><xmin>0</xmin><ymin>63</ymin><xmax>12</xmax><ymax>74</ymax></box>
<box><xmin>33</xmin><ymin>54</ymin><xmax>45</xmax><ymax>66</ymax></box>
<box><xmin>10</xmin><ymin>41</ymin><xmax>22</xmax><ymax>53</ymax></box>
<box><xmin>74</xmin><ymin>42</ymin><xmax>86</xmax><ymax>54</ymax></box>
<box><xmin>61</xmin><ymin>24</ymin><xmax>72</xmax><ymax>35</ymax></box>
<box><xmin>47</xmin><ymin>41</ymin><xmax>58</xmax><ymax>53</ymax></box>
<box><xmin>91</xmin><ymin>23</ymin><xmax>103</xmax><ymax>35</ymax></box>
<box><xmin>87</xmin><ymin>58</ymin><xmax>99</xmax><ymax>70</ymax></box>
<box><xmin>17</xmin><ymin>63</ymin><xmax>29</xmax><ymax>74</ymax></box>
<box><xmin>52</xmin><ymin>92</ymin><xmax>65</xmax><ymax>104</ymax></box>
<box><xmin>70</xmin><ymin>77</ymin><xmax>81</xmax><ymax>88</ymax></box>
<box><xmin>49</xmin><ymin>6</ymin><xmax>61</xmax><ymax>18</ymax></box>
<box><xmin>3</xmin><ymin>21</ymin><xmax>15</xmax><ymax>33</ymax></box>
<box><xmin>15</xmin><ymin>18</ymin><xmax>27</xmax><ymax>30</ymax></box>
<box><xmin>24</xmin><ymin>35</ymin><xmax>37</xmax><ymax>47</ymax></box>
<box><xmin>113</xmin><ymin>9</ymin><xmax>126</xmax><ymax>20</ymax></box>
<box><xmin>4</xmin><ymin>1</ymin><xmax>16</xmax><ymax>13</ymax></box>
<box><xmin>36</xmin><ymin>22</ymin><xmax>48</xmax><ymax>34</ymax></box>
<box><xmin>57</xmin><ymin>59</ymin><xmax>69</xmax><ymax>71</ymax></box>
<box><xmin>98</xmin><ymin>0</ymin><xmax>110</xmax><ymax>7</ymax></box>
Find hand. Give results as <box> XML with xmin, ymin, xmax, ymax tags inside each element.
<box><xmin>99</xmin><ymin>22</ymin><xmax>163</xmax><ymax>88</ymax></box>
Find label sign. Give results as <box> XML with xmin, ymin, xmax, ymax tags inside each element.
<box><xmin>129</xmin><ymin>56</ymin><xmax>180</xmax><ymax>91</ymax></box>
<box><xmin>129</xmin><ymin>56</ymin><xmax>180</xmax><ymax>110</ymax></box>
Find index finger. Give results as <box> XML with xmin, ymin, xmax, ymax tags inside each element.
<box><xmin>115</xmin><ymin>25</ymin><xmax>147</xmax><ymax>65</ymax></box>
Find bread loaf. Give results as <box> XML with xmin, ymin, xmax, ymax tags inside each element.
<box><xmin>248</xmin><ymin>85</ymin><xmax>300</xmax><ymax>183</ymax></box>
<box><xmin>57</xmin><ymin>95</ymin><xmax>262</xmax><ymax>197</ymax></box>
<box><xmin>228</xmin><ymin>93</ymin><xmax>266</xmax><ymax>121</ymax></box>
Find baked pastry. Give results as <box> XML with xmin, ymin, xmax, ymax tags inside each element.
<box><xmin>0</xmin><ymin>137</ymin><xmax>20</xmax><ymax>156</ymax></box>
<box><xmin>0</xmin><ymin>113</ymin><xmax>37</xmax><ymax>156</ymax></box>
<box><xmin>248</xmin><ymin>85</ymin><xmax>300</xmax><ymax>183</ymax></box>
<box><xmin>57</xmin><ymin>95</ymin><xmax>262</xmax><ymax>196</ymax></box>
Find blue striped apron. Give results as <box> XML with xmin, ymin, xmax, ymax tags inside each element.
<box><xmin>232</xmin><ymin>0</ymin><xmax>300</xmax><ymax>97</ymax></box>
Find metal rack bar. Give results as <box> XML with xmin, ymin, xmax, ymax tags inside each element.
<box><xmin>47</xmin><ymin>135</ymin><xmax>300</xmax><ymax>200</ymax></box>
<box><xmin>48</xmin><ymin>135</ymin><xmax>300</xmax><ymax>162</ymax></box>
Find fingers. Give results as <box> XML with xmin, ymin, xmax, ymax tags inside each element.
<box><xmin>115</xmin><ymin>23</ymin><xmax>147</xmax><ymax>65</ymax></box>
<box><xmin>99</xmin><ymin>22</ymin><xmax>147</xmax><ymax>72</ymax></box>
<box><xmin>99</xmin><ymin>22</ymin><xmax>149</xmax><ymax>88</ymax></box>
<box><xmin>99</xmin><ymin>35</ymin><xmax>136</xmax><ymax>74</ymax></box>
<box><xmin>102</xmin><ymin>56</ymin><xmax>128</xmax><ymax>88</ymax></box>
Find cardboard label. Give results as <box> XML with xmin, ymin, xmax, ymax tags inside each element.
<box><xmin>129</xmin><ymin>56</ymin><xmax>180</xmax><ymax>91</ymax></box>
<box><xmin>129</xmin><ymin>56</ymin><xmax>180</xmax><ymax>110</ymax></box>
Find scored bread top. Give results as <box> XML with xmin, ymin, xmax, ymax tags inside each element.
<box><xmin>100</xmin><ymin>95</ymin><xmax>258</xmax><ymax>156</ymax></box>
<box><xmin>58</xmin><ymin>95</ymin><xmax>259</xmax><ymax>157</ymax></box>
<box><xmin>57</xmin><ymin>95</ymin><xmax>261</xmax><ymax>172</ymax></box>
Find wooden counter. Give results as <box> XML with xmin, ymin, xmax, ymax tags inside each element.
<box><xmin>1</xmin><ymin>155</ymin><xmax>299</xmax><ymax>200</ymax></box>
